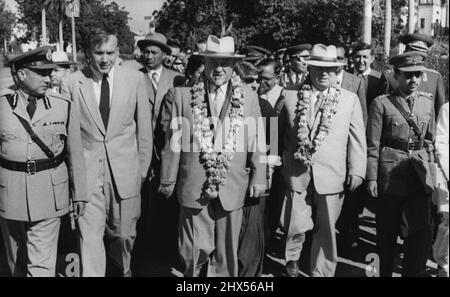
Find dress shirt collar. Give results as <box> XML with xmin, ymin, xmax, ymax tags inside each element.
<box><xmin>354</xmin><ymin>67</ymin><xmax>371</xmax><ymax>77</ymax></box>
<box><xmin>148</xmin><ymin>65</ymin><xmax>163</xmax><ymax>80</ymax></box>
<box><xmin>91</xmin><ymin>65</ymin><xmax>115</xmax><ymax>83</ymax></box>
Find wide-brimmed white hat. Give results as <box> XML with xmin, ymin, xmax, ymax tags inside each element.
<box><xmin>197</xmin><ymin>35</ymin><xmax>244</xmax><ymax>59</ymax></box>
<box><xmin>304</xmin><ymin>44</ymin><xmax>345</xmax><ymax>67</ymax></box>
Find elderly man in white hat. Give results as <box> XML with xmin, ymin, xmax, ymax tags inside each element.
<box><xmin>158</xmin><ymin>35</ymin><xmax>267</xmax><ymax>276</ymax></box>
<box><xmin>276</xmin><ymin>44</ymin><xmax>367</xmax><ymax>277</ymax></box>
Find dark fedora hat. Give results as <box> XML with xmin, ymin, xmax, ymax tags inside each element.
<box><xmin>137</xmin><ymin>32</ymin><xmax>172</xmax><ymax>55</ymax></box>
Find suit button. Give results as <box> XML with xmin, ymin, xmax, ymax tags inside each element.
<box><xmin>29</xmin><ymin>140</ymin><xmax>33</xmax><ymax>144</ymax></box>
<box><xmin>27</xmin><ymin>156</ymin><xmax>31</xmax><ymax>160</ymax></box>
<box><xmin>1</xmin><ymin>132</ymin><xmax>5</xmax><ymax>137</ymax></box>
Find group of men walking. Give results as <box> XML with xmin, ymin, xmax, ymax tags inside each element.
<box><xmin>0</xmin><ymin>26</ymin><xmax>447</xmax><ymax>278</ymax></box>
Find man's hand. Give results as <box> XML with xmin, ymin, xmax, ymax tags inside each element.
<box><xmin>148</xmin><ymin>167</ymin><xmax>156</xmax><ymax>183</ymax></box>
<box><xmin>249</xmin><ymin>184</ymin><xmax>266</xmax><ymax>198</ymax></box>
<box><xmin>158</xmin><ymin>183</ymin><xmax>175</xmax><ymax>199</ymax></box>
<box><xmin>72</xmin><ymin>201</ymin><xmax>86</xmax><ymax>220</ymax></box>
<box><xmin>346</xmin><ymin>175</ymin><xmax>363</xmax><ymax>191</ymax></box>
<box><xmin>367</xmin><ymin>181</ymin><xmax>378</xmax><ymax>198</ymax></box>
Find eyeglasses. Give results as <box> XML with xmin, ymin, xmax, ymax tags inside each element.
<box><xmin>243</xmin><ymin>77</ymin><xmax>258</xmax><ymax>84</ymax></box>
<box><xmin>404</xmin><ymin>71</ymin><xmax>423</xmax><ymax>79</ymax></box>
<box><xmin>258</xmin><ymin>75</ymin><xmax>277</xmax><ymax>82</ymax></box>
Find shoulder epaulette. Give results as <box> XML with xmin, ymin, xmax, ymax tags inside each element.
<box><xmin>0</xmin><ymin>88</ymin><xmax>15</xmax><ymax>98</ymax></box>
<box><xmin>417</xmin><ymin>91</ymin><xmax>433</xmax><ymax>100</ymax></box>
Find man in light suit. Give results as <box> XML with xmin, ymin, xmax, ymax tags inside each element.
<box><xmin>158</xmin><ymin>35</ymin><xmax>267</xmax><ymax>277</ymax></box>
<box><xmin>63</xmin><ymin>28</ymin><xmax>153</xmax><ymax>277</ymax></box>
<box><xmin>276</xmin><ymin>44</ymin><xmax>367</xmax><ymax>277</ymax></box>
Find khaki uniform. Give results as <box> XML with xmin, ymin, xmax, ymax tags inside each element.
<box><xmin>367</xmin><ymin>90</ymin><xmax>435</xmax><ymax>276</ymax></box>
<box><xmin>0</xmin><ymin>87</ymin><xmax>86</xmax><ymax>276</ymax></box>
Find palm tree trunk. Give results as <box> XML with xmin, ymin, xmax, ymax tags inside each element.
<box><xmin>363</xmin><ymin>0</ymin><xmax>372</xmax><ymax>44</ymax></box>
<box><xmin>408</xmin><ymin>0</ymin><xmax>415</xmax><ymax>33</ymax></box>
<box><xmin>41</xmin><ymin>7</ymin><xmax>47</xmax><ymax>45</ymax></box>
<box><xmin>59</xmin><ymin>17</ymin><xmax>63</xmax><ymax>51</ymax></box>
<box><xmin>384</xmin><ymin>0</ymin><xmax>391</xmax><ymax>56</ymax></box>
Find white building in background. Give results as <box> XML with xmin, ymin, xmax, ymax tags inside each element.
<box><xmin>416</xmin><ymin>0</ymin><xmax>449</xmax><ymax>36</ymax></box>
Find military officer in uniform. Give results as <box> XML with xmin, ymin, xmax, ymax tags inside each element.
<box><xmin>386</xmin><ymin>33</ymin><xmax>446</xmax><ymax>121</ymax></box>
<box><xmin>0</xmin><ymin>46</ymin><xmax>86</xmax><ymax>276</ymax></box>
<box><xmin>367</xmin><ymin>51</ymin><xmax>435</xmax><ymax>277</ymax></box>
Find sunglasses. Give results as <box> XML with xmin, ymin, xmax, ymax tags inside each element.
<box><xmin>243</xmin><ymin>77</ymin><xmax>259</xmax><ymax>84</ymax></box>
<box><xmin>404</xmin><ymin>71</ymin><xmax>423</xmax><ymax>79</ymax></box>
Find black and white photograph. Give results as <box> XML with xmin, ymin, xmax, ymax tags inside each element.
<box><xmin>0</xmin><ymin>0</ymin><xmax>448</xmax><ymax>282</ymax></box>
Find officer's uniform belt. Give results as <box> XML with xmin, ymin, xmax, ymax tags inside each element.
<box><xmin>384</xmin><ymin>139</ymin><xmax>423</xmax><ymax>152</ymax></box>
<box><xmin>0</xmin><ymin>151</ymin><xmax>66</xmax><ymax>175</ymax></box>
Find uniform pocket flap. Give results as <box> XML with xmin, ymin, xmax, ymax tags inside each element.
<box><xmin>50</xmin><ymin>164</ymin><xmax>69</xmax><ymax>185</ymax></box>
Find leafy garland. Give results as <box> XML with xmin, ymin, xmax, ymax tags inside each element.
<box><xmin>191</xmin><ymin>73</ymin><xmax>245</xmax><ymax>200</ymax></box>
<box><xmin>294</xmin><ymin>76</ymin><xmax>341</xmax><ymax>166</ymax></box>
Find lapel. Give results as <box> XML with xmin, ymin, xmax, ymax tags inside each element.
<box><xmin>341</xmin><ymin>71</ymin><xmax>351</xmax><ymax>91</ymax></box>
<box><xmin>140</xmin><ymin>67</ymin><xmax>156</xmax><ymax>106</ymax></box>
<box><xmin>79</xmin><ymin>67</ymin><xmax>106</xmax><ymax>135</ymax></box>
<box><xmin>107</xmin><ymin>66</ymin><xmax>126</xmax><ymax>136</ymax></box>
<box><xmin>30</xmin><ymin>97</ymin><xmax>50</xmax><ymax>124</ymax></box>
<box><xmin>154</xmin><ymin>67</ymin><xmax>170</xmax><ymax>119</ymax></box>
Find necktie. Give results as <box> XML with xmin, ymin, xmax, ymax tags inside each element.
<box><xmin>27</xmin><ymin>96</ymin><xmax>37</xmax><ymax>119</ymax></box>
<box><xmin>99</xmin><ymin>74</ymin><xmax>110</xmax><ymax>129</ymax></box>
<box><xmin>151</xmin><ymin>72</ymin><xmax>158</xmax><ymax>95</ymax></box>
<box><xmin>214</xmin><ymin>87</ymin><xmax>224</xmax><ymax>118</ymax></box>
<box><xmin>406</xmin><ymin>96</ymin><xmax>414</xmax><ymax>111</ymax></box>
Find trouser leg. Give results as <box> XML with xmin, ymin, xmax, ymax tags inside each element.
<box><xmin>210</xmin><ymin>200</ymin><xmax>243</xmax><ymax>277</ymax></box>
<box><xmin>281</xmin><ymin>189</ymin><xmax>314</xmax><ymax>262</ymax></box>
<box><xmin>178</xmin><ymin>205</ymin><xmax>215</xmax><ymax>277</ymax></box>
<box><xmin>310</xmin><ymin>192</ymin><xmax>344</xmax><ymax>277</ymax></box>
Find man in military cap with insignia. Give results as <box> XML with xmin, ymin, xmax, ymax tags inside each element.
<box><xmin>241</xmin><ymin>45</ymin><xmax>272</xmax><ymax>66</ymax></box>
<box><xmin>0</xmin><ymin>46</ymin><xmax>86</xmax><ymax>276</ymax></box>
<box><xmin>280</xmin><ymin>44</ymin><xmax>312</xmax><ymax>89</ymax></box>
<box><xmin>386</xmin><ymin>33</ymin><xmax>446</xmax><ymax>120</ymax></box>
<box><xmin>367</xmin><ymin>51</ymin><xmax>435</xmax><ymax>277</ymax></box>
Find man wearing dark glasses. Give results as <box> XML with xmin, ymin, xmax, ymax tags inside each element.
<box><xmin>367</xmin><ymin>51</ymin><xmax>435</xmax><ymax>277</ymax></box>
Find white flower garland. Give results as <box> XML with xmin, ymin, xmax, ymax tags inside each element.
<box><xmin>294</xmin><ymin>76</ymin><xmax>340</xmax><ymax>166</ymax></box>
<box><xmin>191</xmin><ymin>73</ymin><xmax>245</xmax><ymax>199</ymax></box>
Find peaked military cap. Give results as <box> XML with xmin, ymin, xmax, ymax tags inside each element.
<box><xmin>399</xmin><ymin>33</ymin><xmax>434</xmax><ymax>52</ymax></box>
<box><xmin>389</xmin><ymin>51</ymin><xmax>427</xmax><ymax>72</ymax></box>
<box><xmin>285</xmin><ymin>44</ymin><xmax>312</xmax><ymax>56</ymax></box>
<box><xmin>8</xmin><ymin>46</ymin><xmax>57</xmax><ymax>70</ymax></box>
<box><xmin>242</xmin><ymin>45</ymin><xmax>271</xmax><ymax>61</ymax></box>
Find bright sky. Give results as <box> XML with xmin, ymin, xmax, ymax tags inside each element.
<box><xmin>4</xmin><ymin>0</ymin><xmax>166</xmax><ymax>33</ymax></box>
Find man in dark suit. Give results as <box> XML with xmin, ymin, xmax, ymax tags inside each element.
<box><xmin>367</xmin><ymin>51</ymin><xmax>435</xmax><ymax>277</ymax></box>
<box><xmin>353</xmin><ymin>43</ymin><xmax>388</xmax><ymax>109</ymax></box>
<box><xmin>334</xmin><ymin>44</ymin><xmax>369</xmax><ymax>253</ymax></box>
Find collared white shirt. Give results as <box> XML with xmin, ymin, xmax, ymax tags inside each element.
<box><xmin>208</xmin><ymin>82</ymin><xmax>228</xmax><ymax>118</ymax></box>
<box><xmin>261</xmin><ymin>84</ymin><xmax>283</xmax><ymax>108</ymax></box>
<box><xmin>354</xmin><ymin>67</ymin><xmax>371</xmax><ymax>77</ymax></box>
<box><xmin>147</xmin><ymin>65</ymin><xmax>163</xmax><ymax>86</ymax></box>
<box><xmin>289</xmin><ymin>71</ymin><xmax>303</xmax><ymax>85</ymax></box>
<box><xmin>311</xmin><ymin>85</ymin><xmax>331</xmax><ymax>107</ymax></box>
<box><xmin>335</xmin><ymin>70</ymin><xmax>345</xmax><ymax>86</ymax></box>
<box><xmin>91</xmin><ymin>65</ymin><xmax>115</xmax><ymax>106</ymax></box>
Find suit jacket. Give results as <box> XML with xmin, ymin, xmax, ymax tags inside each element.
<box><xmin>0</xmin><ymin>88</ymin><xmax>86</xmax><ymax>221</ymax></box>
<box><xmin>340</xmin><ymin>70</ymin><xmax>368</xmax><ymax>127</ymax></box>
<box><xmin>361</xmin><ymin>69</ymin><xmax>388</xmax><ymax>109</ymax></box>
<box><xmin>139</xmin><ymin>66</ymin><xmax>184</xmax><ymax>129</ymax></box>
<box><xmin>277</xmin><ymin>87</ymin><xmax>367</xmax><ymax>195</ymax></box>
<box><xmin>63</xmin><ymin>66</ymin><xmax>153</xmax><ymax>199</ymax></box>
<box><xmin>160</xmin><ymin>82</ymin><xmax>267</xmax><ymax>211</ymax></box>
<box><xmin>367</xmin><ymin>91</ymin><xmax>434</xmax><ymax>196</ymax></box>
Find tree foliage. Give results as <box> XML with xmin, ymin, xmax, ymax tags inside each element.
<box><xmin>154</xmin><ymin>0</ymin><xmax>407</xmax><ymax>51</ymax></box>
<box><xmin>16</xmin><ymin>0</ymin><xmax>134</xmax><ymax>53</ymax></box>
<box><xmin>0</xmin><ymin>0</ymin><xmax>16</xmax><ymax>43</ymax></box>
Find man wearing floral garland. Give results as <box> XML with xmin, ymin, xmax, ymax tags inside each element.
<box><xmin>158</xmin><ymin>35</ymin><xmax>267</xmax><ymax>277</ymax></box>
<box><xmin>276</xmin><ymin>44</ymin><xmax>367</xmax><ymax>277</ymax></box>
